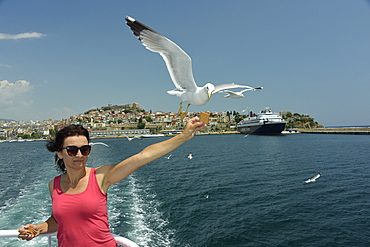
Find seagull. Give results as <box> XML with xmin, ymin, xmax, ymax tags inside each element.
<box><xmin>125</xmin><ymin>16</ymin><xmax>262</xmax><ymax>119</ymax></box>
<box><xmin>89</xmin><ymin>142</ymin><xmax>110</xmax><ymax>147</ymax></box>
<box><xmin>242</xmin><ymin>106</ymin><xmax>251</xmax><ymax>113</ymax></box>
<box><xmin>218</xmin><ymin>87</ymin><xmax>263</xmax><ymax>99</ymax></box>
<box><xmin>126</xmin><ymin>136</ymin><xmax>141</xmax><ymax>141</ymax></box>
<box><xmin>305</xmin><ymin>173</ymin><xmax>322</xmax><ymax>183</ymax></box>
<box><xmin>188</xmin><ymin>153</ymin><xmax>193</xmax><ymax>160</ymax></box>
<box><xmin>164</xmin><ymin>154</ymin><xmax>172</xmax><ymax>159</ymax></box>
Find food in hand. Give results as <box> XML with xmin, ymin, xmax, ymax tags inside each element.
<box><xmin>19</xmin><ymin>227</ymin><xmax>40</xmax><ymax>238</ymax></box>
<box><xmin>199</xmin><ymin>112</ymin><xmax>210</xmax><ymax>124</ymax></box>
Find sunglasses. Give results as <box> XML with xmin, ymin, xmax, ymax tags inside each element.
<box><xmin>62</xmin><ymin>145</ymin><xmax>91</xmax><ymax>156</ymax></box>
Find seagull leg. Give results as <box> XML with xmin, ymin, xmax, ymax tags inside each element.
<box><xmin>185</xmin><ymin>103</ymin><xmax>190</xmax><ymax>113</ymax></box>
<box><xmin>179</xmin><ymin>112</ymin><xmax>187</xmax><ymax>120</ymax></box>
<box><xmin>178</xmin><ymin>102</ymin><xmax>183</xmax><ymax>114</ymax></box>
<box><xmin>179</xmin><ymin>103</ymin><xmax>191</xmax><ymax>121</ymax></box>
<box><xmin>177</xmin><ymin>102</ymin><xmax>186</xmax><ymax>121</ymax></box>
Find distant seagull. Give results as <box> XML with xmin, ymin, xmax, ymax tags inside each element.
<box><xmin>125</xmin><ymin>16</ymin><xmax>262</xmax><ymax>118</ymax></box>
<box><xmin>218</xmin><ymin>87</ymin><xmax>263</xmax><ymax>99</ymax></box>
<box><xmin>244</xmin><ymin>134</ymin><xmax>249</xmax><ymax>138</ymax></box>
<box><xmin>241</xmin><ymin>107</ymin><xmax>250</xmax><ymax>113</ymax></box>
<box><xmin>126</xmin><ymin>136</ymin><xmax>140</xmax><ymax>141</ymax></box>
<box><xmin>203</xmin><ymin>195</ymin><xmax>209</xmax><ymax>199</ymax></box>
<box><xmin>89</xmin><ymin>142</ymin><xmax>110</xmax><ymax>147</ymax></box>
<box><xmin>188</xmin><ymin>153</ymin><xmax>193</xmax><ymax>160</ymax></box>
<box><xmin>164</xmin><ymin>154</ymin><xmax>172</xmax><ymax>159</ymax></box>
<box><xmin>305</xmin><ymin>173</ymin><xmax>322</xmax><ymax>183</ymax></box>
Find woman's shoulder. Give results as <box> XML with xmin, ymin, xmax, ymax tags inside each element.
<box><xmin>48</xmin><ymin>178</ymin><xmax>55</xmax><ymax>196</ymax></box>
<box><xmin>48</xmin><ymin>173</ymin><xmax>62</xmax><ymax>192</ymax></box>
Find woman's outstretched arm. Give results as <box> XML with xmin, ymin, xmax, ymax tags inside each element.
<box><xmin>99</xmin><ymin>117</ymin><xmax>206</xmax><ymax>191</ymax></box>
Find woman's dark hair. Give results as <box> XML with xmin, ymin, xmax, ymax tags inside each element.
<box><xmin>46</xmin><ymin>125</ymin><xmax>90</xmax><ymax>173</ymax></box>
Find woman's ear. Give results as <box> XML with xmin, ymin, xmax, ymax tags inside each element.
<box><xmin>57</xmin><ymin>150</ymin><xmax>63</xmax><ymax>159</ymax></box>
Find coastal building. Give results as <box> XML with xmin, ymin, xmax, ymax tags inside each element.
<box><xmin>89</xmin><ymin>129</ymin><xmax>149</xmax><ymax>138</ymax></box>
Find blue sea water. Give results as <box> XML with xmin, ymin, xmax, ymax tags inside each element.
<box><xmin>0</xmin><ymin>133</ymin><xmax>369</xmax><ymax>246</ymax></box>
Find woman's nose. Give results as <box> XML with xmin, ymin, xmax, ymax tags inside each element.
<box><xmin>76</xmin><ymin>150</ymin><xmax>84</xmax><ymax>157</ymax></box>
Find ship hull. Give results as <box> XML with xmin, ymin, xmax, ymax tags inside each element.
<box><xmin>237</xmin><ymin>122</ymin><xmax>286</xmax><ymax>135</ymax></box>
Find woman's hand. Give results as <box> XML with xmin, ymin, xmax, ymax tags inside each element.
<box><xmin>18</xmin><ymin>224</ymin><xmax>40</xmax><ymax>241</ymax></box>
<box><xmin>181</xmin><ymin>117</ymin><xmax>207</xmax><ymax>140</ymax></box>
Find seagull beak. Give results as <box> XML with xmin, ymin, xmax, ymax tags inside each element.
<box><xmin>207</xmin><ymin>92</ymin><xmax>212</xmax><ymax>99</ymax></box>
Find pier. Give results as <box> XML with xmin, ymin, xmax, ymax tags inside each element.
<box><xmin>297</xmin><ymin>127</ymin><xmax>370</xmax><ymax>135</ymax></box>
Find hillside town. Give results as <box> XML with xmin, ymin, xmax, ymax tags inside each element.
<box><xmin>0</xmin><ymin>103</ymin><xmax>242</xmax><ymax>140</ymax></box>
<box><xmin>0</xmin><ymin>103</ymin><xmax>323</xmax><ymax>140</ymax></box>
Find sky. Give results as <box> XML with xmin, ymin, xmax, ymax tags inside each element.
<box><xmin>0</xmin><ymin>0</ymin><xmax>369</xmax><ymax>126</ymax></box>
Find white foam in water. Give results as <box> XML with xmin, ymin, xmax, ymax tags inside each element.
<box><xmin>119</xmin><ymin>175</ymin><xmax>176</xmax><ymax>246</ymax></box>
<box><xmin>0</xmin><ymin>175</ymin><xmax>56</xmax><ymax>246</ymax></box>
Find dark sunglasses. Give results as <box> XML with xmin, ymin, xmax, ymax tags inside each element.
<box><xmin>62</xmin><ymin>145</ymin><xmax>91</xmax><ymax>156</ymax></box>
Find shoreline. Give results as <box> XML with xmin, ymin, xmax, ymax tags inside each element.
<box><xmin>90</xmin><ymin>131</ymin><xmax>241</xmax><ymax>139</ymax></box>
<box><xmin>3</xmin><ymin>128</ymin><xmax>370</xmax><ymax>143</ymax></box>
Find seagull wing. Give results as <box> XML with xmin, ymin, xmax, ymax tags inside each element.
<box><xmin>217</xmin><ymin>89</ymin><xmax>234</xmax><ymax>94</ymax></box>
<box><xmin>213</xmin><ymin>83</ymin><xmax>258</xmax><ymax>94</ymax></box>
<box><xmin>126</xmin><ymin>16</ymin><xmax>197</xmax><ymax>92</ymax></box>
<box><xmin>217</xmin><ymin>90</ymin><xmax>241</xmax><ymax>98</ymax></box>
<box><xmin>239</xmin><ymin>86</ymin><xmax>263</xmax><ymax>93</ymax></box>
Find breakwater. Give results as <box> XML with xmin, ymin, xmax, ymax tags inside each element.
<box><xmin>298</xmin><ymin>127</ymin><xmax>370</xmax><ymax>135</ymax></box>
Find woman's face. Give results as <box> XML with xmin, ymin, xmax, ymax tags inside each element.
<box><xmin>57</xmin><ymin>135</ymin><xmax>89</xmax><ymax>172</ymax></box>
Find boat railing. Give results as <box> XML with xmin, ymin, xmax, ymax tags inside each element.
<box><xmin>0</xmin><ymin>229</ymin><xmax>139</xmax><ymax>247</ymax></box>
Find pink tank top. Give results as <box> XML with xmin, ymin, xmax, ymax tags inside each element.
<box><xmin>52</xmin><ymin>168</ymin><xmax>116</xmax><ymax>247</ymax></box>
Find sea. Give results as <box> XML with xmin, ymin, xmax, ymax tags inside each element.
<box><xmin>0</xmin><ymin>133</ymin><xmax>369</xmax><ymax>247</ymax></box>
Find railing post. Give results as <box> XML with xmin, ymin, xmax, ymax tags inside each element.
<box><xmin>48</xmin><ymin>235</ymin><xmax>52</xmax><ymax>247</ymax></box>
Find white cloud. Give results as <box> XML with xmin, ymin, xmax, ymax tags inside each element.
<box><xmin>28</xmin><ymin>107</ymin><xmax>77</xmax><ymax>121</ymax></box>
<box><xmin>0</xmin><ymin>80</ymin><xmax>36</xmax><ymax>120</ymax></box>
<box><xmin>0</xmin><ymin>32</ymin><xmax>46</xmax><ymax>40</ymax></box>
<box><xmin>0</xmin><ymin>80</ymin><xmax>79</xmax><ymax>121</ymax></box>
<box><xmin>0</xmin><ymin>64</ymin><xmax>12</xmax><ymax>68</ymax></box>
<box><xmin>0</xmin><ymin>80</ymin><xmax>34</xmax><ymax>106</ymax></box>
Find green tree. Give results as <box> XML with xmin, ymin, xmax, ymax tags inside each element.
<box><xmin>137</xmin><ymin>122</ymin><xmax>146</xmax><ymax>129</ymax></box>
<box><xmin>144</xmin><ymin>116</ymin><xmax>153</xmax><ymax>122</ymax></box>
<box><xmin>137</xmin><ymin>117</ymin><xmax>145</xmax><ymax>129</ymax></box>
<box><xmin>234</xmin><ymin>114</ymin><xmax>246</xmax><ymax>123</ymax></box>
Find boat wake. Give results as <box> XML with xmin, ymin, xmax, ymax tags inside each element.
<box><xmin>109</xmin><ymin>175</ymin><xmax>176</xmax><ymax>246</ymax></box>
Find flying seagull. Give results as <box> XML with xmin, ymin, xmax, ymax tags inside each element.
<box><xmin>125</xmin><ymin>16</ymin><xmax>262</xmax><ymax>118</ymax></box>
<box><xmin>218</xmin><ymin>87</ymin><xmax>263</xmax><ymax>99</ymax></box>
<box><xmin>305</xmin><ymin>173</ymin><xmax>322</xmax><ymax>183</ymax></box>
<box><xmin>164</xmin><ymin>154</ymin><xmax>172</xmax><ymax>159</ymax></box>
<box><xmin>89</xmin><ymin>142</ymin><xmax>110</xmax><ymax>148</ymax></box>
<box><xmin>126</xmin><ymin>135</ymin><xmax>141</xmax><ymax>141</ymax></box>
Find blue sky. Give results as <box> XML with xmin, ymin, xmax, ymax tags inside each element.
<box><xmin>0</xmin><ymin>0</ymin><xmax>369</xmax><ymax>126</ymax></box>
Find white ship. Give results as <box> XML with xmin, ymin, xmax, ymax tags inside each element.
<box><xmin>237</xmin><ymin>109</ymin><xmax>286</xmax><ymax>135</ymax></box>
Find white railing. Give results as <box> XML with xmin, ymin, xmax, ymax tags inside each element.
<box><xmin>0</xmin><ymin>230</ymin><xmax>139</xmax><ymax>247</ymax></box>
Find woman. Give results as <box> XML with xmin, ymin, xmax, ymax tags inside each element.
<box><xmin>18</xmin><ymin>117</ymin><xmax>205</xmax><ymax>246</ymax></box>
